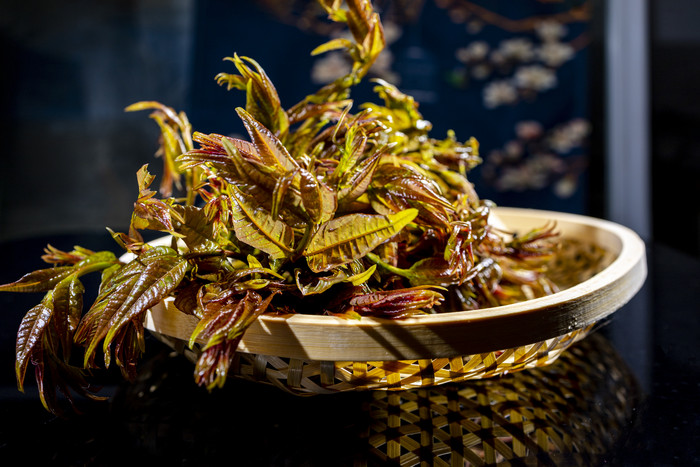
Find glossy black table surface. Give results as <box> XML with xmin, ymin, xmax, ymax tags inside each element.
<box><xmin>0</xmin><ymin>234</ymin><xmax>698</xmax><ymax>465</ymax></box>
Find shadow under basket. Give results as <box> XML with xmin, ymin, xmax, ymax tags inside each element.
<box><xmin>141</xmin><ymin>207</ymin><xmax>647</xmax><ymax>395</ymax></box>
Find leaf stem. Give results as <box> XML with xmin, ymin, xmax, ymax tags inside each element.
<box><xmin>182</xmin><ymin>250</ymin><xmax>238</xmax><ymax>260</ymax></box>
<box><xmin>365</xmin><ymin>252</ymin><xmax>410</xmax><ymax>278</ymax></box>
<box><xmin>293</xmin><ymin>223</ymin><xmax>317</xmax><ymax>261</ymax></box>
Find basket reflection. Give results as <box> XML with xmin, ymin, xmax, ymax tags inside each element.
<box><xmin>362</xmin><ymin>332</ymin><xmax>638</xmax><ymax>466</ymax></box>
<box><xmin>113</xmin><ymin>331</ymin><xmax>637</xmax><ymax>465</ymax></box>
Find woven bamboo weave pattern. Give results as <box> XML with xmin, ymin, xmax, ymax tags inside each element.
<box><xmin>118</xmin><ymin>330</ymin><xmax>636</xmax><ymax>465</ymax></box>
<box><xmin>153</xmin><ymin>323</ymin><xmax>594</xmax><ymax>394</ymax></box>
<box><xmin>360</xmin><ymin>332</ymin><xmax>638</xmax><ymax>466</ymax></box>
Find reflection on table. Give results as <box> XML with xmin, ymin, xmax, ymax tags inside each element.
<box><xmin>111</xmin><ymin>331</ymin><xmax>638</xmax><ymax>466</ymax></box>
<box><xmin>362</xmin><ymin>332</ymin><xmax>638</xmax><ymax>466</ymax></box>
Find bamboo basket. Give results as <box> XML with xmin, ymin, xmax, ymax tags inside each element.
<box><xmin>141</xmin><ymin>207</ymin><xmax>647</xmax><ymax>394</ymax></box>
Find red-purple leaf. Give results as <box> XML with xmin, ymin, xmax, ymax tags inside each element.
<box><xmin>337</xmin><ymin>151</ymin><xmax>382</xmax><ymax>206</ymax></box>
<box><xmin>299</xmin><ymin>169</ymin><xmax>337</xmax><ymax>224</ymax></box>
<box><xmin>236</xmin><ymin>107</ymin><xmax>298</xmax><ymax>173</ymax></box>
<box><xmin>349</xmin><ymin>286</ymin><xmax>444</xmax><ymax>318</ymax></box>
<box><xmin>193</xmin><ymin>336</ymin><xmax>239</xmax><ymax>391</ymax></box>
<box><xmin>15</xmin><ymin>297</ymin><xmax>52</xmax><ymax>391</ymax></box>
<box><xmin>102</xmin><ymin>249</ymin><xmax>187</xmax><ymax>360</ymax></box>
<box><xmin>78</xmin><ymin>246</ymin><xmax>187</xmax><ymax>368</ymax></box>
<box><xmin>51</xmin><ymin>275</ymin><xmax>84</xmax><ymax>361</ymax></box>
<box><xmin>191</xmin><ymin>289</ymin><xmax>277</xmax><ymax>390</ymax></box>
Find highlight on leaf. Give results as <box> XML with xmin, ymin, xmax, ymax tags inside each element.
<box><xmin>304</xmin><ymin>209</ymin><xmax>418</xmax><ymax>272</ymax></box>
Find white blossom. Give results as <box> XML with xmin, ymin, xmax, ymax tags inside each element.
<box><xmin>494</xmin><ymin>153</ymin><xmax>564</xmax><ymax>192</ymax></box>
<box><xmin>537</xmin><ymin>42</ymin><xmax>575</xmax><ymax>67</ymax></box>
<box><xmin>455</xmin><ymin>41</ymin><xmax>489</xmax><ymax>63</ymax></box>
<box><xmin>311</xmin><ymin>52</ymin><xmax>351</xmax><ymax>84</ymax></box>
<box><xmin>470</xmin><ymin>64</ymin><xmax>491</xmax><ymax>80</ymax></box>
<box><xmin>483</xmin><ymin>80</ymin><xmax>518</xmax><ymax>108</ymax></box>
<box><xmin>448</xmin><ymin>8</ymin><xmax>468</xmax><ymax>23</ymax></box>
<box><xmin>567</xmin><ymin>118</ymin><xmax>591</xmax><ymax>140</ymax></box>
<box><xmin>456</xmin><ymin>48</ymin><xmax>469</xmax><ymax>63</ymax></box>
<box><xmin>554</xmin><ymin>175</ymin><xmax>578</xmax><ymax>198</ymax></box>
<box><xmin>487</xmin><ymin>150</ymin><xmax>504</xmax><ymax>165</ymax></box>
<box><xmin>382</xmin><ymin>21</ymin><xmax>402</xmax><ymax>45</ymax></box>
<box><xmin>514</xmin><ymin>65</ymin><xmax>557</xmax><ymax>91</ymax></box>
<box><xmin>490</xmin><ymin>50</ymin><xmax>506</xmax><ymax>66</ymax></box>
<box><xmin>548</xmin><ymin>119</ymin><xmax>591</xmax><ymax>153</ymax></box>
<box><xmin>498</xmin><ymin>38</ymin><xmax>535</xmax><ymax>62</ymax></box>
<box><xmin>530</xmin><ymin>153</ymin><xmax>565</xmax><ymax>173</ymax></box>
<box><xmin>466</xmin><ymin>20</ymin><xmax>484</xmax><ymax>34</ymax></box>
<box><xmin>536</xmin><ymin>21</ymin><xmax>567</xmax><ymax>43</ymax></box>
<box><xmin>504</xmin><ymin>141</ymin><xmax>523</xmax><ymax>161</ymax></box>
<box><xmin>515</xmin><ymin>121</ymin><xmax>543</xmax><ymax>140</ymax></box>
<box><xmin>496</xmin><ymin>166</ymin><xmax>533</xmax><ymax>191</ymax></box>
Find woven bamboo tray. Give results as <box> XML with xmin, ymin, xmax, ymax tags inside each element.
<box><xmin>141</xmin><ymin>207</ymin><xmax>647</xmax><ymax>393</ymax></box>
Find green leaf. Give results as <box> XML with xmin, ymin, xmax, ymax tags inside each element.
<box><xmin>0</xmin><ymin>267</ymin><xmax>73</xmax><ymax>293</ymax></box>
<box><xmin>246</xmin><ymin>255</ymin><xmax>263</xmax><ymax>269</ymax></box>
<box><xmin>126</xmin><ymin>102</ymin><xmax>192</xmax><ymax>197</ymax></box>
<box><xmin>337</xmin><ymin>151</ymin><xmax>382</xmax><ymax>206</ymax></box>
<box><xmin>175</xmin><ymin>205</ymin><xmax>221</xmax><ymax>253</ymax></box>
<box><xmin>9</xmin><ymin>247</ymin><xmax>119</xmax><ymax>393</ymax></box>
<box><xmin>271</xmin><ymin>169</ymin><xmax>297</xmax><ymax>219</ymax></box>
<box><xmin>151</xmin><ymin>112</ymin><xmax>185</xmax><ymax>157</ymax></box>
<box><xmin>236</xmin><ymin>107</ymin><xmax>298</xmax><ymax>173</ymax></box>
<box><xmin>364</xmin><ymin>14</ymin><xmax>385</xmax><ymax>62</ymax></box>
<box><xmin>348</xmin><ymin>263</ymin><xmax>376</xmax><ymax>285</ymax></box>
<box><xmin>79</xmin><ymin>246</ymin><xmax>187</xmax><ymax>367</ymax></box>
<box><xmin>311</xmin><ymin>38</ymin><xmax>355</xmax><ymax>56</ymax></box>
<box><xmin>72</xmin><ymin>250</ymin><xmax>119</xmax><ymax>270</ymax></box>
<box><xmin>230</xmin><ymin>187</ymin><xmax>294</xmax><ymax>260</ymax></box>
<box><xmin>103</xmin><ymin>250</ymin><xmax>187</xmax><ymax>354</ymax></box>
<box><xmin>136</xmin><ymin>164</ymin><xmax>156</xmax><ymax>192</ymax></box>
<box><xmin>100</xmin><ymin>263</ymin><xmax>122</xmax><ymax>289</ymax></box>
<box><xmin>299</xmin><ymin>169</ymin><xmax>337</xmax><ymax>224</ymax></box>
<box><xmin>381</xmin><ymin>256</ymin><xmax>462</xmax><ymax>287</ymax></box>
<box><xmin>125</xmin><ymin>101</ymin><xmax>180</xmax><ymax>123</ymax></box>
<box><xmin>368</xmin><ymin>253</ymin><xmax>490</xmax><ymax>288</ymax></box>
<box><xmin>304</xmin><ymin>209</ymin><xmax>418</xmax><ymax>272</ymax></box>
<box><xmin>346</xmin><ymin>0</ymin><xmax>373</xmax><ymax>43</ymax></box>
<box><xmin>219</xmin><ymin>54</ymin><xmax>289</xmax><ymax>136</ymax></box>
<box><xmin>295</xmin><ymin>264</ymin><xmax>376</xmax><ymax>296</ymax></box>
<box><xmin>190</xmin><ymin>289</ymin><xmax>253</xmax><ymax>349</ymax></box>
<box><xmin>218</xmin><ymin>135</ymin><xmax>260</xmax><ymax>162</ymax></box>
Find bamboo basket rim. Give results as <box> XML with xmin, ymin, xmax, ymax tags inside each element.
<box><xmin>141</xmin><ymin>207</ymin><xmax>647</xmax><ymax>361</ymax></box>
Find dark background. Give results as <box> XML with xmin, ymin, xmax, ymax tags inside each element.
<box><xmin>0</xmin><ymin>1</ymin><xmax>699</xmax><ymax>464</ymax></box>
<box><xmin>2</xmin><ymin>0</ymin><xmax>697</xmax><ymax>257</ymax></box>
<box><xmin>649</xmin><ymin>0</ymin><xmax>700</xmax><ymax>257</ymax></box>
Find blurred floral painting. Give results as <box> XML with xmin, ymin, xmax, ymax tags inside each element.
<box><xmin>257</xmin><ymin>0</ymin><xmax>593</xmax><ymax>213</ymax></box>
